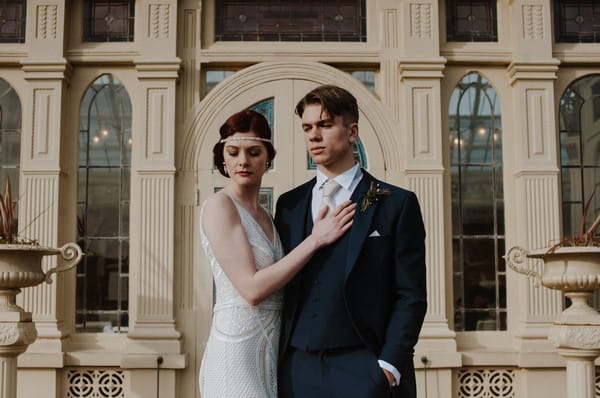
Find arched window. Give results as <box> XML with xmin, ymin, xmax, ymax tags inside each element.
<box><xmin>78</xmin><ymin>74</ymin><xmax>132</xmax><ymax>333</ymax></box>
<box><xmin>0</xmin><ymin>78</ymin><xmax>22</xmax><ymax>236</ymax></box>
<box><xmin>449</xmin><ymin>72</ymin><xmax>505</xmax><ymax>331</ymax></box>
<box><xmin>559</xmin><ymin>75</ymin><xmax>600</xmax><ymax>238</ymax></box>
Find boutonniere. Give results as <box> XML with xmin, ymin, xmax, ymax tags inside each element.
<box><xmin>359</xmin><ymin>182</ymin><xmax>390</xmax><ymax>213</ymax></box>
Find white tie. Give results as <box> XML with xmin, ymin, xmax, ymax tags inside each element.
<box><xmin>319</xmin><ymin>180</ymin><xmax>341</xmax><ymax>212</ymax></box>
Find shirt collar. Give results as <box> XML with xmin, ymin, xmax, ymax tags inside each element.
<box><xmin>315</xmin><ymin>163</ymin><xmax>362</xmax><ymax>192</ymax></box>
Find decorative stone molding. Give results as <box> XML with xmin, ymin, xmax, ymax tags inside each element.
<box><xmin>522</xmin><ymin>5</ymin><xmax>544</xmax><ymax>40</ymax></box>
<box><xmin>0</xmin><ymin>323</ymin><xmax>36</xmax><ymax>346</ymax></box>
<box><xmin>149</xmin><ymin>4</ymin><xmax>170</xmax><ymax>39</ymax></box>
<box><xmin>549</xmin><ymin>325</ymin><xmax>600</xmax><ymax>350</ymax></box>
<box><xmin>66</xmin><ymin>368</ymin><xmax>125</xmax><ymax>398</ymax></box>
<box><xmin>456</xmin><ymin>368</ymin><xmax>516</xmax><ymax>398</ymax></box>
<box><xmin>383</xmin><ymin>9</ymin><xmax>399</xmax><ymax>49</ymax></box>
<box><xmin>36</xmin><ymin>5</ymin><xmax>58</xmax><ymax>40</ymax></box>
<box><xmin>410</xmin><ymin>3</ymin><xmax>432</xmax><ymax>38</ymax></box>
<box><xmin>179</xmin><ymin>62</ymin><xmax>401</xmax><ymax>173</ymax></box>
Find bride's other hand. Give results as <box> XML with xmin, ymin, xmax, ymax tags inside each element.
<box><xmin>311</xmin><ymin>201</ymin><xmax>356</xmax><ymax>248</ymax></box>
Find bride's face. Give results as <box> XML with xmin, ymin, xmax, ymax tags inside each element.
<box><xmin>222</xmin><ymin>131</ymin><xmax>269</xmax><ymax>186</ymax></box>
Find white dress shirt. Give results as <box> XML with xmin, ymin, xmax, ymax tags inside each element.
<box><xmin>310</xmin><ymin>163</ymin><xmax>401</xmax><ymax>386</ymax></box>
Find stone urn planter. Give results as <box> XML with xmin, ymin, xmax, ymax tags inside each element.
<box><xmin>0</xmin><ymin>242</ymin><xmax>83</xmax><ymax>398</ymax></box>
<box><xmin>506</xmin><ymin>246</ymin><xmax>600</xmax><ymax>398</ymax></box>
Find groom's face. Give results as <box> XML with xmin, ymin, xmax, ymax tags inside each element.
<box><xmin>301</xmin><ymin>103</ymin><xmax>357</xmax><ymax>173</ymax></box>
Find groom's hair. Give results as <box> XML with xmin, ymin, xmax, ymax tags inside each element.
<box><xmin>295</xmin><ymin>85</ymin><xmax>358</xmax><ymax>126</ymax></box>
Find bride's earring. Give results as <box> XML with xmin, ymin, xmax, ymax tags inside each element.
<box><xmin>223</xmin><ymin>162</ymin><xmax>229</xmax><ymax>176</ymax></box>
<box><xmin>265</xmin><ymin>161</ymin><xmax>271</xmax><ymax>171</ymax></box>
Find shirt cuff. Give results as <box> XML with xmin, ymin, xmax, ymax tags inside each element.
<box><xmin>378</xmin><ymin>360</ymin><xmax>401</xmax><ymax>386</ymax></box>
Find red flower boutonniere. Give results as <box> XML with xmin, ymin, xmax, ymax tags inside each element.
<box><xmin>359</xmin><ymin>182</ymin><xmax>390</xmax><ymax>213</ymax></box>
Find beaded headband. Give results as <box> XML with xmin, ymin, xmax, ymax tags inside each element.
<box><xmin>219</xmin><ymin>137</ymin><xmax>272</xmax><ymax>144</ymax></box>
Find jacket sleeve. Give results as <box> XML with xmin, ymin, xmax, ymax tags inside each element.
<box><xmin>378</xmin><ymin>191</ymin><xmax>427</xmax><ymax>370</ymax></box>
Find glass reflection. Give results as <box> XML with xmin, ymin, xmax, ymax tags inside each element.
<box><xmin>450</xmin><ymin>72</ymin><xmax>506</xmax><ymax>331</ymax></box>
<box><xmin>78</xmin><ymin>74</ymin><xmax>131</xmax><ymax>333</ymax></box>
<box><xmin>0</xmin><ymin>78</ymin><xmax>21</xmax><ymax>238</ymax></box>
<box><xmin>559</xmin><ymin>75</ymin><xmax>600</xmax><ymax>238</ymax></box>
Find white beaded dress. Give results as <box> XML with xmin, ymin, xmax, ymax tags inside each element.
<box><xmin>199</xmin><ymin>198</ymin><xmax>283</xmax><ymax>398</ymax></box>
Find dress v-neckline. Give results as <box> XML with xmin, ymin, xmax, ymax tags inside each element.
<box><xmin>228</xmin><ymin>196</ymin><xmax>276</xmax><ymax>247</ymax></box>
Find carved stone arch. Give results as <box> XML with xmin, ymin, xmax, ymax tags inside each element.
<box><xmin>178</xmin><ymin>61</ymin><xmax>402</xmax><ymax>173</ymax></box>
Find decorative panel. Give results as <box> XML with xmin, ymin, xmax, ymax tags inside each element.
<box><xmin>383</xmin><ymin>8</ymin><xmax>398</xmax><ymax>48</ymax></box>
<box><xmin>410</xmin><ymin>3</ymin><xmax>432</xmax><ymax>38</ymax></box>
<box><xmin>36</xmin><ymin>5</ymin><xmax>58</xmax><ymax>39</ymax></box>
<box><xmin>147</xmin><ymin>88</ymin><xmax>168</xmax><ymax>157</ymax></box>
<box><xmin>595</xmin><ymin>368</ymin><xmax>600</xmax><ymax>397</ymax></box>
<box><xmin>522</xmin><ymin>5</ymin><xmax>544</xmax><ymax>40</ymax></box>
<box><xmin>524</xmin><ymin>177</ymin><xmax>562</xmax><ymax>317</ymax></box>
<box><xmin>66</xmin><ymin>368</ymin><xmax>125</xmax><ymax>398</ymax></box>
<box><xmin>409</xmin><ymin>175</ymin><xmax>444</xmax><ymax>319</ymax></box>
<box><xmin>456</xmin><ymin>368</ymin><xmax>516</xmax><ymax>398</ymax></box>
<box><xmin>32</xmin><ymin>89</ymin><xmax>53</xmax><ymax>158</ymax></box>
<box><xmin>412</xmin><ymin>88</ymin><xmax>432</xmax><ymax>156</ymax></box>
<box><xmin>149</xmin><ymin>4</ymin><xmax>170</xmax><ymax>39</ymax></box>
<box><xmin>525</xmin><ymin>89</ymin><xmax>546</xmax><ymax>158</ymax></box>
<box><xmin>19</xmin><ymin>175</ymin><xmax>58</xmax><ymax>317</ymax></box>
<box><xmin>182</xmin><ymin>9</ymin><xmax>196</xmax><ymax>48</ymax></box>
<box><xmin>138</xmin><ymin>175</ymin><xmax>173</xmax><ymax>317</ymax></box>
<box><xmin>176</xmin><ymin>205</ymin><xmax>195</xmax><ymax>310</ymax></box>
<box><xmin>381</xmin><ymin>60</ymin><xmax>400</xmax><ymax>120</ymax></box>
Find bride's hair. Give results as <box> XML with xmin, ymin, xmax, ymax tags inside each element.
<box><xmin>213</xmin><ymin>110</ymin><xmax>276</xmax><ymax>177</ymax></box>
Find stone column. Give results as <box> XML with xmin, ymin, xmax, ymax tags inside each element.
<box><xmin>15</xmin><ymin>3</ymin><xmax>71</xmax><ymax>395</ymax></box>
<box><xmin>383</xmin><ymin>0</ymin><xmax>460</xmax><ymax>392</ymax></box>
<box><xmin>124</xmin><ymin>1</ymin><xmax>185</xmax><ymax>387</ymax></box>
<box><xmin>506</xmin><ymin>0</ymin><xmax>563</xmax><ymax>351</ymax></box>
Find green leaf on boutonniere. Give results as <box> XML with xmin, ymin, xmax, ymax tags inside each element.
<box><xmin>359</xmin><ymin>182</ymin><xmax>391</xmax><ymax>213</ymax></box>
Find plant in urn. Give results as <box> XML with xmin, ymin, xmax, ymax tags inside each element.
<box><xmin>0</xmin><ymin>178</ymin><xmax>83</xmax><ymax>398</ymax></box>
<box><xmin>506</xmin><ymin>190</ymin><xmax>600</xmax><ymax>398</ymax></box>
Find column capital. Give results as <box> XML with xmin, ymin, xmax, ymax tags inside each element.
<box><xmin>507</xmin><ymin>60</ymin><xmax>560</xmax><ymax>85</ymax></box>
<box><xmin>20</xmin><ymin>58</ymin><xmax>72</xmax><ymax>81</ymax></box>
<box><xmin>135</xmin><ymin>58</ymin><xmax>181</xmax><ymax>80</ymax></box>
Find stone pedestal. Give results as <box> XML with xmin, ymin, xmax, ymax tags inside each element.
<box><xmin>0</xmin><ymin>289</ymin><xmax>38</xmax><ymax>398</ymax></box>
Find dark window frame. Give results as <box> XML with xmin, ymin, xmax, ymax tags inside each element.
<box><xmin>83</xmin><ymin>0</ymin><xmax>135</xmax><ymax>43</ymax></box>
<box><xmin>554</xmin><ymin>0</ymin><xmax>600</xmax><ymax>43</ymax></box>
<box><xmin>0</xmin><ymin>0</ymin><xmax>26</xmax><ymax>43</ymax></box>
<box><xmin>215</xmin><ymin>0</ymin><xmax>366</xmax><ymax>42</ymax></box>
<box><xmin>446</xmin><ymin>0</ymin><xmax>498</xmax><ymax>42</ymax></box>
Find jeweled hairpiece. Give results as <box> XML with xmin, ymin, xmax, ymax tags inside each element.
<box><xmin>219</xmin><ymin>137</ymin><xmax>272</xmax><ymax>144</ymax></box>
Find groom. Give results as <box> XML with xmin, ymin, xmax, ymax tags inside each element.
<box><xmin>275</xmin><ymin>85</ymin><xmax>427</xmax><ymax>397</ymax></box>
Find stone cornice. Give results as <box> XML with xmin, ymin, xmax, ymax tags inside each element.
<box><xmin>20</xmin><ymin>58</ymin><xmax>72</xmax><ymax>81</ymax></box>
<box><xmin>399</xmin><ymin>57</ymin><xmax>446</xmax><ymax>80</ymax></box>
<box><xmin>507</xmin><ymin>60</ymin><xmax>561</xmax><ymax>85</ymax></box>
<box><xmin>135</xmin><ymin>58</ymin><xmax>181</xmax><ymax>80</ymax></box>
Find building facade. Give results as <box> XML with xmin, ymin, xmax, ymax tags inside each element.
<box><xmin>0</xmin><ymin>0</ymin><xmax>598</xmax><ymax>397</ymax></box>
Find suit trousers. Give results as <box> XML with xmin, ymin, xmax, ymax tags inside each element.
<box><xmin>279</xmin><ymin>346</ymin><xmax>392</xmax><ymax>398</ymax></box>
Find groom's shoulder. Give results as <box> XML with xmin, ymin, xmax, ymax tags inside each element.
<box><xmin>277</xmin><ymin>178</ymin><xmax>315</xmax><ymax>203</ymax></box>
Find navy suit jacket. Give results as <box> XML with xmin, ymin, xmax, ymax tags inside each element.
<box><xmin>274</xmin><ymin>170</ymin><xmax>427</xmax><ymax>397</ymax></box>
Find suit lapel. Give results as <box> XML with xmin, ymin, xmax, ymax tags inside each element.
<box><xmin>345</xmin><ymin>170</ymin><xmax>379</xmax><ymax>279</ymax></box>
<box><xmin>288</xmin><ymin>178</ymin><xmax>315</xmax><ymax>249</ymax></box>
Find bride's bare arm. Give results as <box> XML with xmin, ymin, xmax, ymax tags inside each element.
<box><xmin>202</xmin><ymin>193</ymin><xmax>355</xmax><ymax>306</ymax></box>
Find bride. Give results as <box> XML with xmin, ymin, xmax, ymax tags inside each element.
<box><xmin>199</xmin><ymin>109</ymin><xmax>355</xmax><ymax>397</ymax></box>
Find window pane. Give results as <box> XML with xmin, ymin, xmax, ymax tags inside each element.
<box><xmin>0</xmin><ymin>79</ymin><xmax>21</xmax><ymax>238</ymax></box>
<box><xmin>555</xmin><ymin>1</ymin><xmax>600</xmax><ymax>43</ymax></box>
<box><xmin>447</xmin><ymin>0</ymin><xmax>498</xmax><ymax>42</ymax></box>
<box><xmin>84</xmin><ymin>0</ymin><xmax>134</xmax><ymax>42</ymax></box>
<box><xmin>0</xmin><ymin>1</ymin><xmax>26</xmax><ymax>43</ymax></box>
<box><xmin>215</xmin><ymin>0</ymin><xmax>366</xmax><ymax>42</ymax></box>
<box><xmin>450</xmin><ymin>73</ymin><xmax>505</xmax><ymax>331</ymax></box>
<box><xmin>559</xmin><ymin>74</ymin><xmax>600</xmax><ymax>241</ymax></box>
<box><xmin>78</xmin><ymin>74</ymin><xmax>131</xmax><ymax>333</ymax></box>
<box><xmin>349</xmin><ymin>70</ymin><xmax>376</xmax><ymax>93</ymax></box>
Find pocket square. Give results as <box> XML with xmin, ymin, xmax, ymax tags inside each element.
<box><xmin>368</xmin><ymin>230</ymin><xmax>381</xmax><ymax>237</ymax></box>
